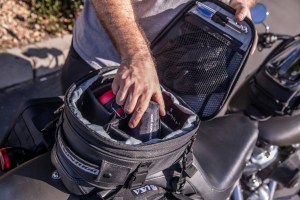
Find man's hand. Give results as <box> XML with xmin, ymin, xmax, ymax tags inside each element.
<box><xmin>229</xmin><ymin>0</ymin><xmax>256</xmax><ymax>21</ymax></box>
<box><xmin>112</xmin><ymin>53</ymin><xmax>165</xmax><ymax>128</ymax></box>
<box><xmin>229</xmin><ymin>0</ymin><xmax>258</xmax><ymax>54</ymax></box>
<box><xmin>91</xmin><ymin>0</ymin><xmax>165</xmax><ymax>128</ymax></box>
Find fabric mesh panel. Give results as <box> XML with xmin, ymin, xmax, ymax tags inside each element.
<box><xmin>154</xmin><ymin>14</ymin><xmax>243</xmax><ymax>119</ymax></box>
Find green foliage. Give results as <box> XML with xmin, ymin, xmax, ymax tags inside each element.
<box><xmin>23</xmin><ymin>0</ymin><xmax>83</xmax><ymax>34</ymax></box>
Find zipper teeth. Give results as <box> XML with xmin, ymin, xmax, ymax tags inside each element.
<box><xmin>63</xmin><ymin>109</ymin><xmax>192</xmax><ymax>162</ymax></box>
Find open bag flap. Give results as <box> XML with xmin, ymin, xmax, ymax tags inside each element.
<box><xmin>151</xmin><ymin>0</ymin><xmax>256</xmax><ymax>120</ymax></box>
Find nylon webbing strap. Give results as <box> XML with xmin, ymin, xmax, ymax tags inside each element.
<box><xmin>176</xmin><ymin>136</ymin><xmax>196</xmax><ymax>193</ymax></box>
<box><xmin>184</xmin><ymin>152</ymin><xmax>197</xmax><ymax>178</ymax></box>
<box><xmin>128</xmin><ymin>163</ymin><xmax>151</xmax><ymax>188</ymax></box>
<box><xmin>41</xmin><ymin>106</ymin><xmax>64</xmax><ymax>150</ymax></box>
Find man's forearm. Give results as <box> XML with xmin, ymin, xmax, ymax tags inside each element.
<box><xmin>90</xmin><ymin>0</ymin><xmax>150</xmax><ymax>60</ymax></box>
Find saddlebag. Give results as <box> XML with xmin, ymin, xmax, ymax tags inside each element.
<box><xmin>51</xmin><ymin>67</ymin><xmax>199</xmax><ymax>196</ymax></box>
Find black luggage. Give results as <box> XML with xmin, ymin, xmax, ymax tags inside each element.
<box><xmin>51</xmin><ymin>67</ymin><xmax>200</xmax><ymax>196</ymax></box>
<box><xmin>1</xmin><ymin>97</ymin><xmax>63</xmax><ymax>154</ymax></box>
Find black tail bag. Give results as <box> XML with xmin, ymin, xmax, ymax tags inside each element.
<box><xmin>51</xmin><ymin>67</ymin><xmax>200</xmax><ymax>196</ymax></box>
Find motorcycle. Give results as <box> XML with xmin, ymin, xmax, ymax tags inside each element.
<box><xmin>0</xmin><ymin>2</ymin><xmax>300</xmax><ymax>200</ymax></box>
<box><xmin>228</xmin><ymin>3</ymin><xmax>300</xmax><ymax>200</ymax></box>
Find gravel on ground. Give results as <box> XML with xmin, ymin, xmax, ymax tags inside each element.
<box><xmin>0</xmin><ymin>0</ymin><xmax>70</xmax><ymax>51</ymax></box>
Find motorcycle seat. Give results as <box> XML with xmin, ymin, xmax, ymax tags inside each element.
<box><xmin>259</xmin><ymin>114</ymin><xmax>300</xmax><ymax>146</ymax></box>
<box><xmin>188</xmin><ymin>114</ymin><xmax>258</xmax><ymax>200</ymax></box>
<box><xmin>0</xmin><ymin>153</ymin><xmax>75</xmax><ymax>200</ymax></box>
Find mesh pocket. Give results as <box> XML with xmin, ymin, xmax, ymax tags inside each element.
<box><xmin>154</xmin><ymin>13</ymin><xmax>243</xmax><ymax>119</ymax></box>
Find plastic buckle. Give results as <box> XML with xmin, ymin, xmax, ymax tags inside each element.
<box><xmin>128</xmin><ymin>163</ymin><xmax>150</xmax><ymax>188</ymax></box>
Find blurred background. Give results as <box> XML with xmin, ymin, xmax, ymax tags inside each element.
<box><xmin>0</xmin><ymin>0</ymin><xmax>300</xmax><ymax>142</ymax></box>
<box><xmin>0</xmin><ymin>0</ymin><xmax>83</xmax><ymax>50</ymax></box>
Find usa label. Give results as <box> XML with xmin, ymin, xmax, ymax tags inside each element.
<box><xmin>131</xmin><ymin>185</ymin><xmax>158</xmax><ymax>196</ymax></box>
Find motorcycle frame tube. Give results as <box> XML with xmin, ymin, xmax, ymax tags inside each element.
<box><xmin>268</xmin><ymin>180</ymin><xmax>277</xmax><ymax>200</ymax></box>
<box><xmin>232</xmin><ymin>181</ymin><xmax>244</xmax><ymax>200</ymax></box>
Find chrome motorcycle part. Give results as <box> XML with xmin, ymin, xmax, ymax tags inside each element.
<box><xmin>233</xmin><ymin>182</ymin><xmax>244</xmax><ymax>200</ymax></box>
<box><xmin>51</xmin><ymin>170</ymin><xmax>60</xmax><ymax>180</ymax></box>
<box><xmin>258</xmin><ymin>33</ymin><xmax>294</xmax><ymax>50</ymax></box>
<box><xmin>247</xmin><ymin>184</ymin><xmax>270</xmax><ymax>200</ymax></box>
<box><xmin>292</xmin><ymin>143</ymin><xmax>300</xmax><ymax>150</ymax></box>
<box><xmin>244</xmin><ymin>145</ymin><xmax>279</xmax><ymax>174</ymax></box>
<box><xmin>246</xmin><ymin>174</ymin><xmax>262</xmax><ymax>191</ymax></box>
<box><xmin>268</xmin><ymin>180</ymin><xmax>277</xmax><ymax>200</ymax></box>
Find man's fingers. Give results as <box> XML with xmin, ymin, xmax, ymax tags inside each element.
<box><xmin>129</xmin><ymin>94</ymin><xmax>151</xmax><ymax>128</ymax></box>
<box><xmin>251</xmin><ymin>30</ymin><xmax>258</xmax><ymax>55</ymax></box>
<box><xmin>115</xmin><ymin>79</ymin><xmax>131</xmax><ymax>105</ymax></box>
<box><xmin>152</xmin><ymin>90</ymin><xmax>166</xmax><ymax>116</ymax></box>
<box><xmin>123</xmin><ymin>84</ymin><xmax>140</xmax><ymax>114</ymax></box>
<box><xmin>235</xmin><ymin>5</ymin><xmax>248</xmax><ymax>21</ymax></box>
<box><xmin>111</xmin><ymin>77</ymin><xmax>119</xmax><ymax>95</ymax></box>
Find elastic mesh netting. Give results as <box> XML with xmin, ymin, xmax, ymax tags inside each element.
<box><xmin>154</xmin><ymin>14</ymin><xmax>243</xmax><ymax>119</ymax></box>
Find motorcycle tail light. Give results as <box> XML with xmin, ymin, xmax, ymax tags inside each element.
<box><xmin>0</xmin><ymin>147</ymin><xmax>33</xmax><ymax>172</ymax></box>
<box><xmin>0</xmin><ymin>148</ymin><xmax>10</xmax><ymax>172</ymax></box>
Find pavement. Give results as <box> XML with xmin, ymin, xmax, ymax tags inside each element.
<box><xmin>0</xmin><ymin>35</ymin><xmax>71</xmax><ymax>141</ymax></box>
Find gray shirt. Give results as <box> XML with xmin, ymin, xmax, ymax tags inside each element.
<box><xmin>73</xmin><ymin>0</ymin><xmax>229</xmax><ymax>69</ymax></box>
